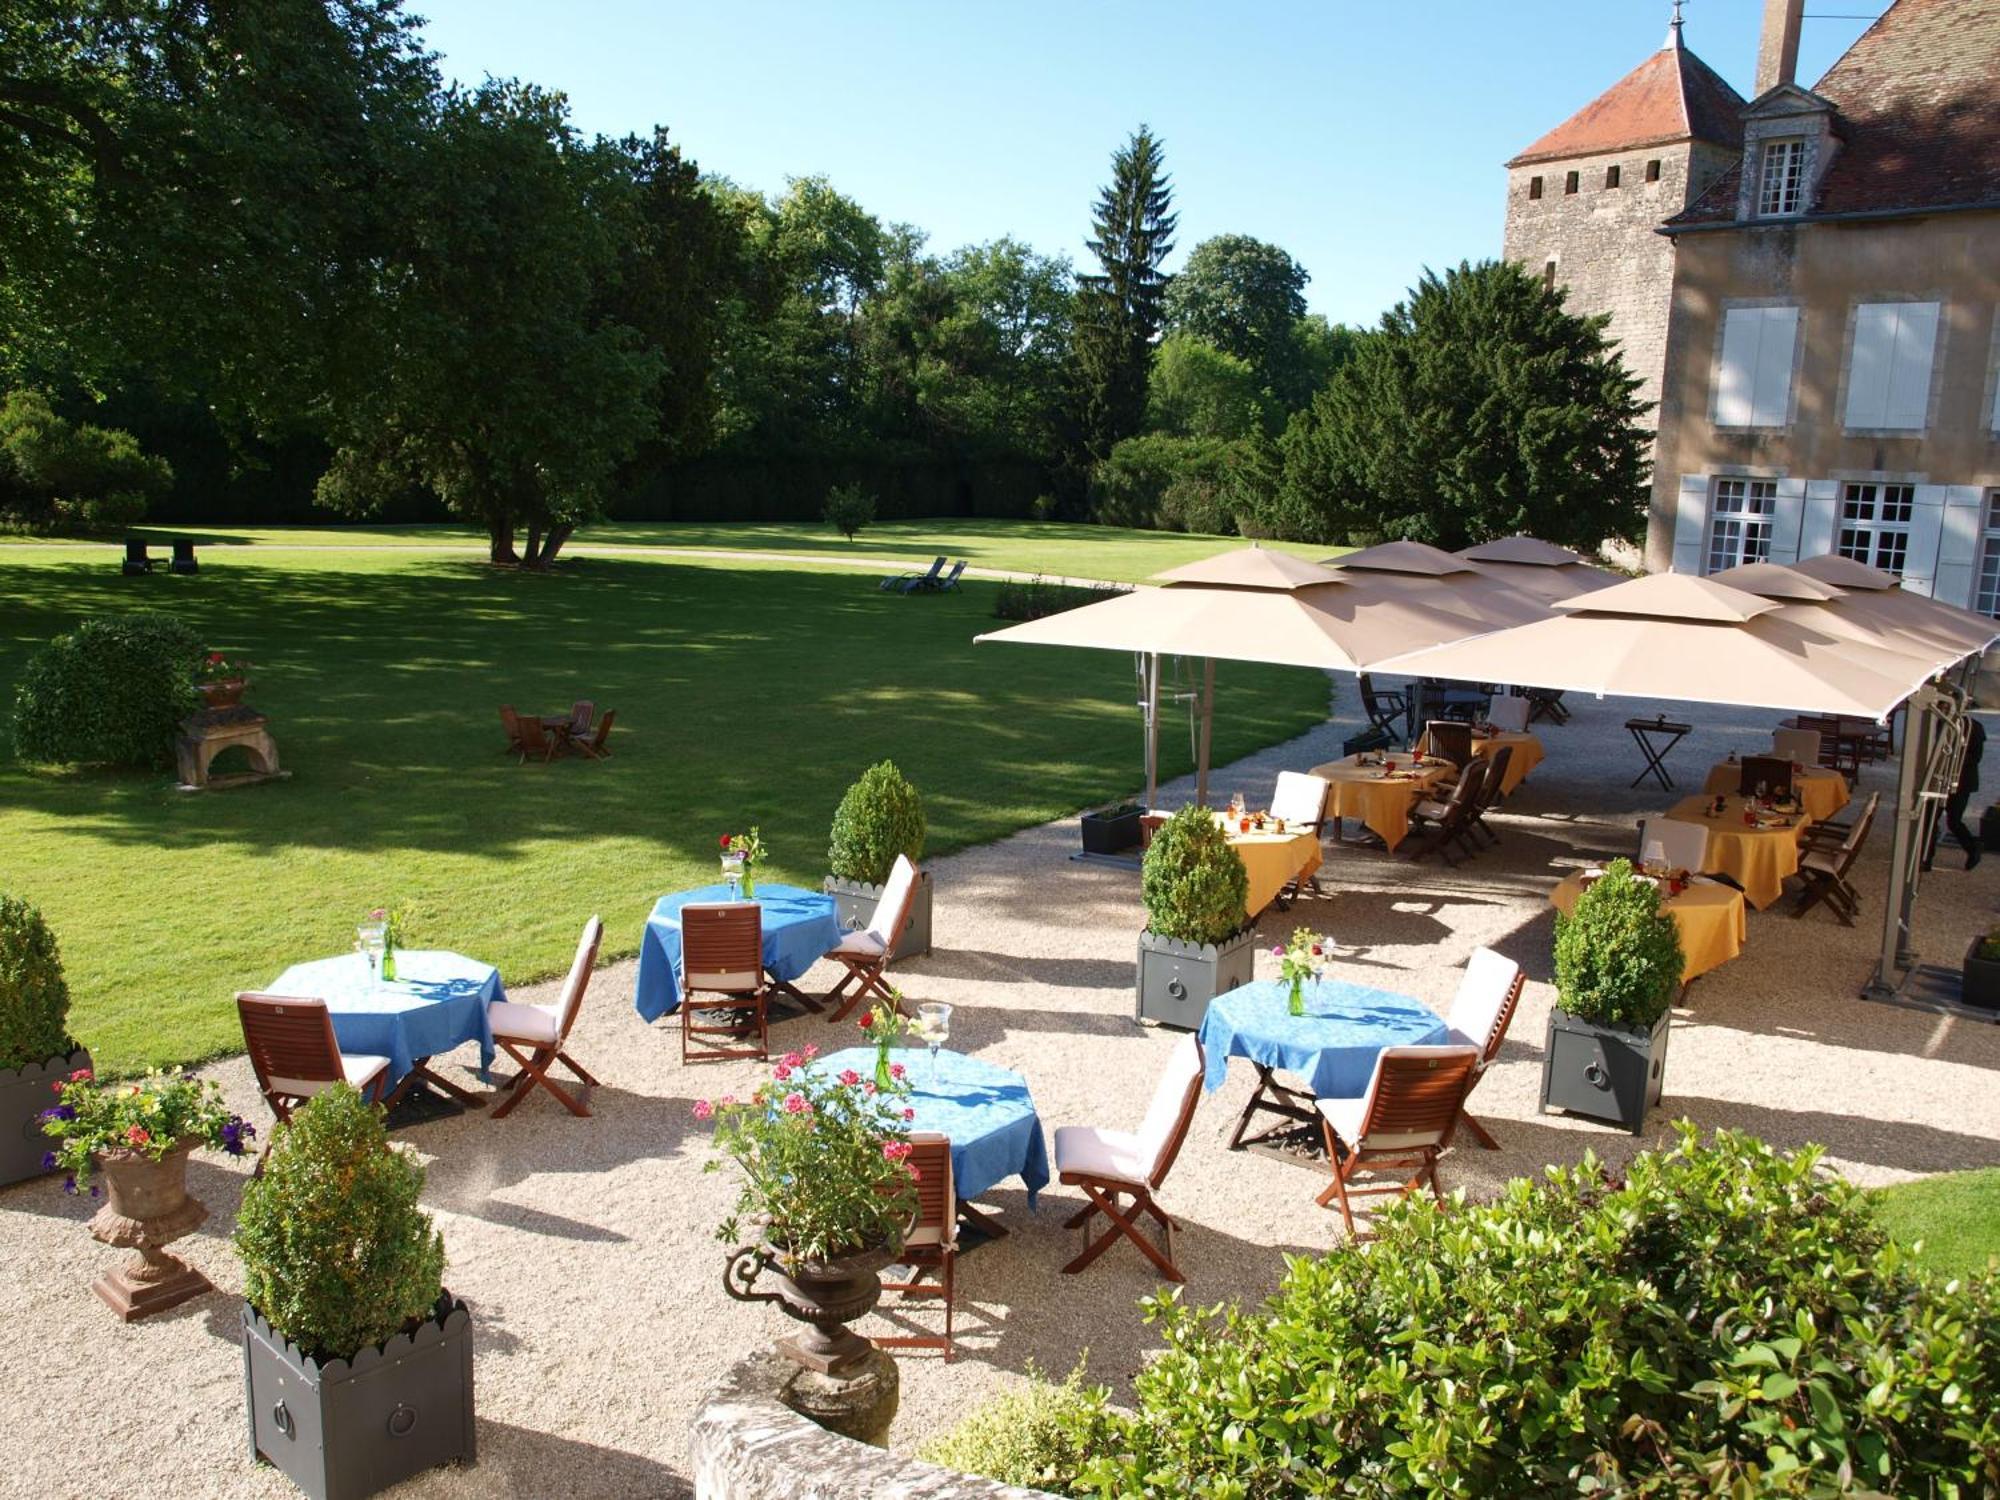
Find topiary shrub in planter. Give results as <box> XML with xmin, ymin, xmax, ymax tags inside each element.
<box><xmin>236</xmin><ymin>1084</ymin><xmax>471</xmax><ymax>1500</ymax></box>
<box><xmin>1136</xmin><ymin>805</ymin><xmax>1252</xmax><ymax>1029</ymax></box>
<box><xmin>826</xmin><ymin>759</ymin><xmax>931</xmax><ymax>959</ymax></box>
<box><xmin>11</xmin><ymin>612</ymin><xmax>202</xmax><ymax>769</ymax></box>
<box><xmin>1013</xmin><ymin>1127</ymin><xmax>2000</xmax><ymax>1498</ymax></box>
<box><xmin>1543</xmin><ymin>858</ymin><xmax>1682</xmax><ymax>1133</ymax></box>
<box><xmin>0</xmin><ymin>894</ymin><xmax>89</xmax><ymax>1186</ymax></box>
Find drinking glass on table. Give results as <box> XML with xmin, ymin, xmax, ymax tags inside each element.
<box><xmin>916</xmin><ymin>1001</ymin><xmax>953</xmax><ymax>1086</ymax></box>
<box><xmin>1228</xmin><ymin>791</ymin><xmax>1246</xmax><ymax>820</ymax></box>
<box><xmin>355</xmin><ymin>921</ymin><xmax>386</xmax><ymax>994</ymax></box>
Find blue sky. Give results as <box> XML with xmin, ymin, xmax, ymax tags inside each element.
<box><xmin>411</xmin><ymin>1</ymin><xmax>1886</xmax><ymax>327</ymax></box>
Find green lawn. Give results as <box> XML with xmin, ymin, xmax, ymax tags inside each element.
<box><xmin>7</xmin><ymin>518</ymin><xmax>1343</xmax><ymax>585</ymax></box>
<box><xmin>1874</xmin><ymin>1169</ymin><xmax>2000</xmax><ymax>1281</ymax></box>
<box><xmin>0</xmin><ymin>543</ymin><xmax>1330</xmax><ymax>1074</ymax></box>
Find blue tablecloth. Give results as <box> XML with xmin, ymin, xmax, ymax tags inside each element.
<box><xmin>634</xmin><ymin>882</ymin><xmax>842</xmax><ymax>1022</ymax></box>
<box><xmin>270</xmin><ymin>949</ymin><xmax>501</xmax><ymax>1090</ymax></box>
<box><xmin>1198</xmin><ymin>980</ymin><xmax>1448</xmax><ymax>1101</ymax></box>
<box><xmin>816</xmin><ymin>1047</ymin><xmax>1051</xmax><ymax>1208</ymax></box>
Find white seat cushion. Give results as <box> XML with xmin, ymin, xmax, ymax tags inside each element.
<box><xmin>830</xmin><ymin>929</ymin><xmax>886</xmax><ymax>960</ymax></box>
<box><xmin>488</xmin><ymin>999</ymin><xmax>561</xmax><ymax>1044</ymax></box>
<box><xmin>1414</xmin><ymin>799</ymin><xmax>1450</xmax><ymax>820</ymax></box>
<box><xmin>271</xmin><ymin>1052</ymin><xmax>389</xmax><ymax>1098</ymax></box>
<box><xmin>1052</xmin><ymin>1125</ymin><xmax>1152</xmax><ymax>1188</ymax></box>
<box><xmin>1314</xmin><ymin>1093</ymin><xmax>1368</xmax><ymax>1148</ymax></box>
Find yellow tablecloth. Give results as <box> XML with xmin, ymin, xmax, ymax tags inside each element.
<box><xmin>1550</xmin><ymin>871</ymin><xmax>1748</xmax><ymax>984</ymax></box>
<box><xmin>1668</xmin><ymin>794</ymin><xmax>1808</xmax><ymax>910</ymax></box>
<box><xmin>1308</xmin><ymin>755</ymin><xmax>1454</xmax><ymax>852</ymax></box>
<box><xmin>1701</xmin><ymin>762</ymin><xmax>1850</xmax><ymax>824</ymax></box>
<box><xmin>1212</xmin><ymin>813</ymin><xmax>1322</xmax><ymax>918</ymax></box>
<box><xmin>1414</xmin><ymin>729</ymin><xmax>1544</xmax><ymax>794</ymax></box>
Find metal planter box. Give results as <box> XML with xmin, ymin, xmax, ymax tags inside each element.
<box><xmin>1</xmin><ymin>1047</ymin><xmax>90</xmax><ymax>1188</ymax></box>
<box><xmin>1136</xmin><ymin>928</ymin><xmax>1256</xmax><ymax>1031</ymax></box>
<box><xmin>1540</xmin><ymin>1007</ymin><xmax>1669</xmax><ymax>1135</ymax></box>
<box><xmin>825</xmin><ymin>870</ymin><xmax>932</xmax><ymax>961</ymax></box>
<box><xmin>1963</xmin><ymin>940</ymin><xmax>2000</xmax><ymax>1010</ymax></box>
<box><xmin>1080</xmin><ymin>806</ymin><xmax>1143</xmax><ymax>856</ymax></box>
<box><xmin>243</xmin><ymin>1294</ymin><xmax>475</xmax><ymax>1500</ymax></box>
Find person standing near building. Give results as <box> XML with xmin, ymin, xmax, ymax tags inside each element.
<box><xmin>1925</xmin><ymin>717</ymin><xmax>1986</xmax><ymax>871</ymax></box>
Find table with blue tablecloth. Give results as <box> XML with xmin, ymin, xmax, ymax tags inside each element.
<box><xmin>633</xmin><ymin>882</ymin><xmax>842</xmax><ymax>1023</ymax></box>
<box><xmin>817</xmin><ymin>1046</ymin><xmax>1050</xmax><ymax>1233</ymax></box>
<box><xmin>1198</xmin><ymin>979</ymin><xmax>1448</xmax><ymax>1149</ymax></box>
<box><xmin>269</xmin><ymin>948</ymin><xmax>501</xmax><ymax>1103</ymax></box>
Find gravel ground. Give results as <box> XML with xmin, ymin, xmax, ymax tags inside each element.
<box><xmin>4</xmin><ymin>683</ymin><xmax>1997</xmax><ymax>1499</ymax></box>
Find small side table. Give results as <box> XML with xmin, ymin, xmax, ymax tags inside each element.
<box><xmin>1625</xmin><ymin>715</ymin><xmax>1691</xmax><ymax>792</ymax></box>
<box><xmin>175</xmin><ymin>706</ymin><xmax>286</xmax><ymax>791</ymax></box>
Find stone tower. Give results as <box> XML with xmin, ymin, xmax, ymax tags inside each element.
<box><xmin>1502</xmin><ymin>11</ymin><xmax>1746</xmax><ymax>413</ymax></box>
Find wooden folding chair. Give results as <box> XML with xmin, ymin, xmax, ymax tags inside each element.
<box><xmin>1465</xmin><ymin>745</ymin><xmax>1513</xmax><ymax>846</ymax></box>
<box><xmin>876</xmin><ymin>1133</ymin><xmax>958</xmax><ymax>1359</ymax></box>
<box><xmin>498</xmin><ymin>705</ymin><xmax>526</xmax><ymax>757</ymax></box>
<box><xmin>1738</xmin><ymin>754</ymin><xmax>1794</xmax><ymax>800</ymax></box>
<box><xmin>822</xmin><ymin>854</ymin><xmax>919</xmax><ymax>1023</ymax></box>
<box><xmin>1405</xmin><ymin>759</ymin><xmax>1489</xmax><ymax>866</ymax></box>
<box><xmin>1792</xmin><ymin>797</ymin><xmax>1876</xmax><ymax>926</ymax></box>
<box><xmin>1421</xmin><ymin>719</ymin><xmax>1474</xmax><ymax>770</ymax></box>
<box><xmin>1358</xmin><ymin>674</ymin><xmax>1408</xmax><ymax>737</ymax></box>
<box><xmin>1802</xmin><ymin>789</ymin><xmax>1879</xmax><ymax>852</ymax></box>
<box><xmin>678</xmin><ymin>902</ymin><xmax>769</xmax><ymax>1064</ymax></box>
<box><xmin>1314</xmin><ymin>1044</ymin><xmax>1481</xmax><ymax>1235</ymax></box>
<box><xmin>574</xmin><ymin>708</ymin><xmax>616</xmax><ymax>760</ymax></box>
<box><xmin>1524</xmin><ymin>686</ymin><xmax>1569</xmax><ymax>725</ymax></box>
<box><xmin>1442</xmin><ymin>948</ymin><xmax>1525</xmax><ymax>1150</ymax></box>
<box><xmin>566</xmin><ymin>700</ymin><xmax>596</xmax><ymax>739</ymax></box>
<box><xmin>1053</xmin><ymin>1034</ymin><xmax>1205</xmax><ymax>1283</ymax></box>
<box><xmin>489</xmin><ymin>916</ymin><xmax>603</xmax><ymax>1118</ymax></box>
<box><xmin>236</xmin><ymin>993</ymin><xmax>391</xmax><ymax>1163</ymax></box>
<box><xmin>513</xmin><ymin>713</ymin><xmax>558</xmax><ymax>764</ymax></box>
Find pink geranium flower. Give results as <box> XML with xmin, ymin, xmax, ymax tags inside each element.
<box><xmin>780</xmin><ymin>1051</ymin><xmax>803</xmax><ymax>1070</ymax></box>
<box><xmin>882</xmin><ymin>1140</ymin><xmax>912</xmax><ymax>1162</ymax></box>
<box><xmin>783</xmin><ymin>1092</ymin><xmax>808</xmax><ymax>1115</ymax></box>
<box><xmin>902</xmin><ymin>1107</ymin><xmax>915</xmax><ymax>1121</ymax></box>
<box><xmin>772</xmin><ymin>1063</ymin><xmax>792</xmax><ymax>1082</ymax></box>
<box><xmin>802</xmin><ymin>1044</ymin><xmax>819</xmax><ymax>1061</ymax></box>
<box><xmin>838</xmin><ymin>1069</ymin><xmax>860</xmax><ymax>1086</ymax></box>
<box><xmin>691</xmin><ymin>1099</ymin><xmax>714</xmax><ymax>1121</ymax></box>
<box><xmin>889</xmin><ymin>1063</ymin><xmax>906</xmax><ymax>1080</ymax></box>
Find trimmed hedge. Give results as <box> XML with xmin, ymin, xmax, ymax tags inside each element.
<box><xmin>1141</xmin><ymin>804</ymin><xmax>1248</xmax><ymax>946</ymax></box>
<box><xmin>827</xmin><ymin>760</ymin><xmax>926</xmax><ymax>886</ymax></box>
<box><xmin>960</xmin><ymin>1128</ymin><xmax>2000</xmax><ymax>1497</ymax></box>
<box><xmin>1554</xmin><ymin>857</ymin><xmax>1683</xmax><ymax>1029</ymax></box>
<box><xmin>11</xmin><ymin>612</ymin><xmax>202</xmax><ymax>769</ymax></box>
<box><xmin>0</xmin><ymin>895</ymin><xmax>72</xmax><ymax>1071</ymax></box>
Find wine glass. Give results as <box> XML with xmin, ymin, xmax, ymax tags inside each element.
<box><xmin>355</xmin><ymin>921</ymin><xmax>385</xmax><ymax>995</ymax></box>
<box><xmin>1228</xmin><ymin>791</ymin><xmax>1246</xmax><ymax>820</ymax></box>
<box><xmin>721</xmin><ymin>850</ymin><xmax>744</xmax><ymax>899</ymax></box>
<box><xmin>916</xmin><ymin>1002</ymin><xmax>953</xmax><ymax>1087</ymax></box>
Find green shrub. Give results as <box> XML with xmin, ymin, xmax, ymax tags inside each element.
<box><xmin>992</xmin><ymin>575</ymin><xmax>1129</xmax><ymax>622</ymax></box>
<box><xmin>822</xmin><ymin>482</ymin><xmax>876</xmax><ymax>541</ymax></box>
<box><xmin>235</xmin><ymin>1084</ymin><xmax>447</xmax><ymax>1360</ymax></box>
<box><xmin>1976</xmin><ymin>926</ymin><xmax>2000</xmax><ymax>963</ymax></box>
<box><xmin>827</xmin><ymin>759</ymin><xmax>926</xmax><ymax>885</ymax></box>
<box><xmin>0</xmin><ymin>895</ymin><xmax>73</xmax><ymax>1071</ymax></box>
<box><xmin>0</xmin><ymin>390</ymin><xmax>170</xmax><ymax>534</ymax></box>
<box><xmin>1064</xmin><ymin>1127</ymin><xmax>2000</xmax><ymax>1498</ymax></box>
<box><xmin>1553</xmin><ymin>856</ymin><xmax>1682</xmax><ymax>1029</ymax></box>
<box><xmin>920</xmin><ymin>1360</ymin><xmax>1113</xmax><ymax>1492</ymax></box>
<box><xmin>1141</xmin><ymin>805</ymin><xmax>1248</xmax><ymax>945</ymax></box>
<box><xmin>1089</xmin><ymin>434</ymin><xmax>1236</xmax><ymax>531</ymax></box>
<box><xmin>10</xmin><ymin>612</ymin><xmax>202</xmax><ymax>768</ymax></box>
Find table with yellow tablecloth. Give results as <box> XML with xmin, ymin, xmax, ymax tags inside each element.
<box><xmin>1419</xmin><ymin>728</ymin><xmax>1545</xmax><ymax>794</ymax></box>
<box><xmin>1701</xmin><ymin>762</ymin><xmax>1850</xmax><ymax>825</ymax></box>
<box><xmin>1212</xmin><ymin>813</ymin><xmax>1322</xmax><ymax>918</ymax></box>
<box><xmin>1667</xmin><ymin>794</ymin><xmax>1809</xmax><ymax>910</ymax></box>
<box><xmin>1550</xmin><ymin>871</ymin><xmax>1748</xmax><ymax>983</ymax></box>
<box><xmin>1307</xmin><ymin>755</ymin><xmax>1455</xmax><ymax>852</ymax></box>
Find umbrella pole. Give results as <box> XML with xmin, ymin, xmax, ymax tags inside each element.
<box><xmin>1869</xmin><ymin>681</ymin><xmax>1960</xmax><ymax>999</ymax></box>
<box><xmin>1195</xmin><ymin>658</ymin><xmax>1215</xmax><ymax>808</ymax></box>
<box><xmin>1143</xmin><ymin>651</ymin><xmax>1161</xmax><ymax>810</ymax></box>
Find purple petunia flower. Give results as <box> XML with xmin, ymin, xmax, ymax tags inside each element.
<box><xmin>62</xmin><ymin>1176</ymin><xmax>77</xmax><ymax>1195</ymax></box>
<box><xmin>40</xmin><ymin>1152</ymin><xmax>57</xmax><ymax>1172</ymax></box>
<box><xmin>219</xmin><ymin>1117</ymin><xmax>255</xmax><ymax>1155</ymax></box>
<box><xmin>39</xmin><ymin>1104</ymin><xmax>75</xmax><ymax>1122</ymax></box>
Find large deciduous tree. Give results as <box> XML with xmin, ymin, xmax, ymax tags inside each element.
<box><xmin>1279</xmin><ymin>260</ymin><xmax>1650</xmax><ymax>550</ymax></box>
<box><xmin>1073</xmin><ymin>127</ymin><xmax>1176</xmax><ymax>464</ymax></box>
<box><xmin>1162</xmin><ymin>234</ymin><xmax>1310</xmax><ymax>402</ymax></box>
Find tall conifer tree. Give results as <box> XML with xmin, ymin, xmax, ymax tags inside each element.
<box><xmin>1073</xmin><ymin>126</ymin><xmax>1176</xmax><ymax>462</ymax></box>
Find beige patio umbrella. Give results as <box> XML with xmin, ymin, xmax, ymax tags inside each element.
<box><xmin>1713</xmin><ymin>561</ymin><xmax>1997</xmax><ymax>673</ymax></box>
<box><xmin>1455</xmin><ymin>535</ymin><xmax>1624</xmax><ymax>604</ymax></box>
<box><xmin>1318</xmin><ymin>539</ymin><xmax>1550</xmax><ymax>629</ymax></box>
<box><xmin>1370</xmin><ymin>572</ymin><xmax>1942</xmax><ymax>719</ymax></box>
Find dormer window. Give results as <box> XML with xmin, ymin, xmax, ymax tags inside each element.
<box><xmin>1758</xmin><ymin>138</ymin><xmax>1806</xmax><ymax>215</ymax></box>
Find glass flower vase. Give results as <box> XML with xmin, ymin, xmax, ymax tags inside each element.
<box><xmin>874</xmin><ymin>1045</ymin><xmax>894</xmax><ymax>1091</ymax></box>
<box><xmin>1288</xmin><ymin>974</ymin><xmax>1306</xmax><ymax>1017</ymax></box>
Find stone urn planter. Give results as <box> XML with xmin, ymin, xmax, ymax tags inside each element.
<box><xmin>88</xmin><ymin>1138</ymin><xmax>214</xmax><ymax>1320</ymax></box>
<box><xmin>199</xmin><ymin>677</ymin><xmax>248</xmax><ymax>710</ymax></box>
<box><xmin>1136</xmin><ymin>927</ymin><xmax>1256</xmax><ymax>1030</ymax></box>
<box><xmin>1963</xmin><ymin>938</ymin><xmax>2000</xmax><ymax>1011</ymax></box>
<box><xmin>1</xmin><ymin>1046</ymin><xmax>90</xmax><ymax>1187</ymax></box>
<box><xmin>1540</xmin><ymin>1007</ymin><xmax>1670</xmax><ymax>1136</ymax></box>
<box><xmin>723</xmin><ymin>1241</ymin><xmax>901</xmax><ymax>1445</ymax></box>
<box><xmin>825</xmin><ymin>871</ymin><xmax>933</xmax><ymax>960</ymax></box>
<box><xmin>243</xmin><ymin>1294</ymin><xmax>475</xmax><ymax>1500</ymax></box>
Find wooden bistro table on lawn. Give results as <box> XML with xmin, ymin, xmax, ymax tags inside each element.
<box><xmin>1701</xmin><ymin>761</ymin><xmax>1851</xmax><ymax>825</ymax></box>
<box><xmin>1667</xmin><ymin>794</ymin><xmax>1811</xmax><ymax>911</ymax></box>
<box><xmin>1550</xmin><ymin>871</ymin><xmax>1748</xmax><ymax>984</ymax></box>
<box><xmin>1214</xmin><ymin>811</ymin><xmax>1322</xmax><ymax>918</ymax></box>
<box><xmin>1198</xmin><ymin>979</ymin><xmax>1448</xmax><ymax>1153</ymax></box>
<box><xmin>1309</xmin><ymin>754</ymin><xmax>1455</xmax><ymax>853</ymax></box>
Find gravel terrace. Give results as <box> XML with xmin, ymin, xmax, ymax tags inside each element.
<box><xmin>5</xmin><ymin>685</ymin><xmax>1997</xmax><ymax>1498</ymax></box>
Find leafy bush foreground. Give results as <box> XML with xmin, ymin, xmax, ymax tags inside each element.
<box><xmin>938</xmin><ymin>1127</ymin><xmax>1999</xmax><ymax>1498</ymax></box>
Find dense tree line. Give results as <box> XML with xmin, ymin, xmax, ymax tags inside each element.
<box><xmin>0</xmin><ymin>0</ymin><xmax>1651</xmax><ymax>557</ymax></box>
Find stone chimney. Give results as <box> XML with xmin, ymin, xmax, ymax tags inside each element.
<box><xmin>1755</xmin><ymin>0</ymin><xmax>1805</xmax><ymax>95</ymax></box>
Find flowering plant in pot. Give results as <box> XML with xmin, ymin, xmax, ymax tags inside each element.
<box><xmin>705</xmin><ymin>1047</ymin><xmax>920</xmax><ymax>1375</ymax></box>
<box><xmin>39</xmin><ymin>1068</ymin><xmax>253</xmax><ymax>1318</ymax></box>
<box><xmin>0</xmin><ymin>893</ymin><xmax>90</xmax><ymax>1187</ymax></box>
<box><xmin>195</xmin><ymin>648</ymin><xmax>251</xmax><ymax>707</ymax></box>
<box><xmin>1136</xmin><ymin>805</ymin><xmax>1253</xmax><ymax>1029</ymax></box>
<box><xmin>826</xmin><ymin>760</ymin><xmax>931</xmax><ymax>958</ymax></box>
<box><xmin>236</xmin><ymin>1083</ymin><xmax>471</xmax><ymax>1500</ymax></box>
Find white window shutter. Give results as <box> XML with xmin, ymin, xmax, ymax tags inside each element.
<box><xmin>1767</xmin><ymin>477</ymin><xmax>1808</xmax><ymax>564</ymax></box>
<box><xmin>1750</xmin><ymin>307</ymin><xmax>1799</xmax><ymax>427</ymax></box>
<box><xmin>1714</xmin><ymin>310</ymin><xmax>1759</xmax><ymax>427</ymax></box>
<box><xmin>1844</xmin><ymin>303</ymin><xmax>1896</xmax><ymax>429</ymax></box>
<box><xmin>1799</xmin><ymin>479</ymin><xmax>1840</xmax><ymax>560</ymax></box>
<box><xmin>1672</xmin><ymin>475</ymin><xmax>1709</xmax><ymax>573</ymax></box>
<box><xmin>1901</xmin><ymin>486</ymin><xmax>1946</xmax><ymax>597</ymax></box>
<box><xmin>1934</xmin><ymin>487</ymin><xmax>1984</xmax><ymax>611</ymax></box>
<box><xmin>1885</xmin><ymin>302</ymin><xmax>1940</xmax><ymax>430</ymax></box>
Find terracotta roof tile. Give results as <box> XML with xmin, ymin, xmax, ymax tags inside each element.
<box><xmin>1508</xmin><ymin>41</ymin><xmax>1745</xmax><ymax>167</ymax></box>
